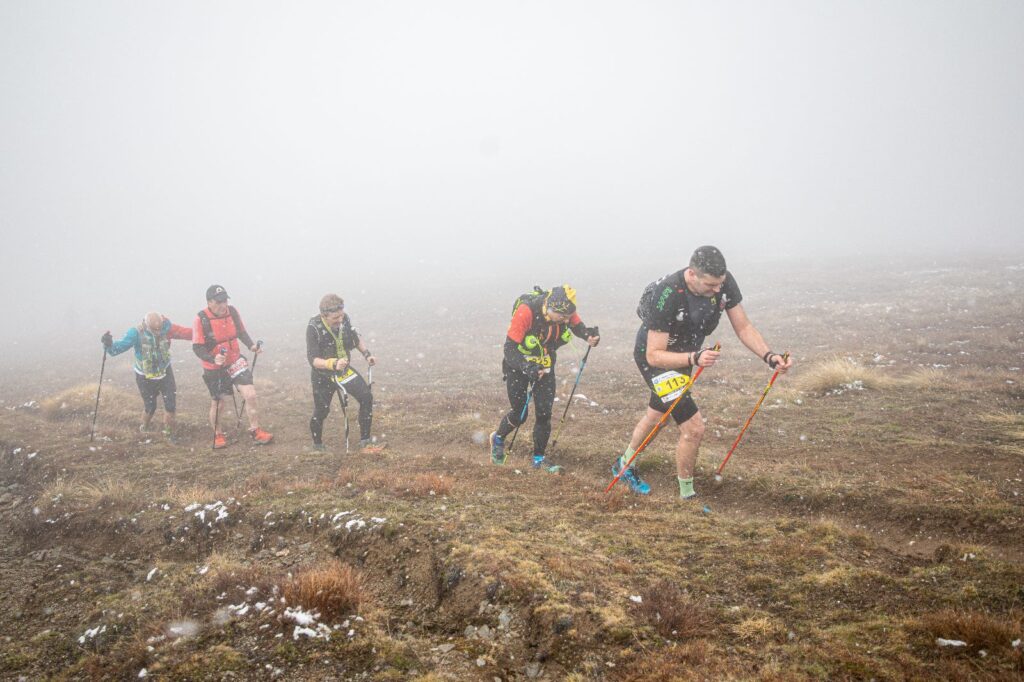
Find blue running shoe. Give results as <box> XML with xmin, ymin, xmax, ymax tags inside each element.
<box><xmin>489</xmin><ymin>432</ymin><xmax>506</xmax><ymax>465</ymax></box>
<box><xmin>611</xmin><ymin>457</ymin><xmax>650</xmax><ymax>495</ymax></box>
<box><xmin>532</xmin><ymin>454</ymin><xmax>545</xmax><ymax>468</ymax></box>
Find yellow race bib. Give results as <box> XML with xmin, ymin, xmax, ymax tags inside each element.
<box><xmin>651</xmin><ymin>370</ymin><xmax>692</xmax><ymax>404</ymax></box>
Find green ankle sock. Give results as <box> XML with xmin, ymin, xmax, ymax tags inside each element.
<box><xmin>678</xmin><ymin>477</ymin><xmax>695</xmax><ymax>498</ymax></box>
<box><xmin>620</xmin><ymin>448</ymin><xmax>636</xmax><ymax>469</ymax></box>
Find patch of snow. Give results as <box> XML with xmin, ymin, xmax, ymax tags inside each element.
<box><xmin>936</xmin><ymin>638</ymin><xmax>967</xmax><ymax>647</ymax></box>
<box><xmin>78</xmin><ymin>624</ymin><xmax>107</xmax><ymax>644</ymax></box>
<box><xmin>283</xmin><ymin>606</ymin><xmax>318</xmax><ymax>627</ymax></box>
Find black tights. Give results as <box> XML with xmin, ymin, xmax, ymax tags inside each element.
<box><xmin>495</xmin><ymin>367</ymin><xmax>555</xmax><ymax>455</ymax></box>
<box><xmin>310</xmin><ymin>371</ymin><xmax>373</xmax><ymax>444</ymax></box>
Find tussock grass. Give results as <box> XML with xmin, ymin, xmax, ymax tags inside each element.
<box><xmin>281</xmin><ymin>560</ymin><xmax>364</xmax><ymax>620</ymax></box>
<box><xmin>914</xmin><ymin>609</ymin><xmax>1023</xmax><ymax>653</ymax></box>
<box><xmin>638</xmin><ymin>580</ymin><xmax>713</xmax><ymax>639</ymax></box>
<box><xmin>403</xmin><ymin>473</ymin><xmax>453</xmax><ymax>497</ymax></box>
<box><xmin>733</xmin><ymin>614</ymin><xmax>785</xmax><ymax>643</ymax></box>
<box><xmin>39</xmin><ymin>383</ymin><xmax>137</xmax><ymax>422</ymax></box>
<box><xmin>38</xmin><ymin>476</ymin><xmax>144</xmax><ymax>513</ymax></box>
<box><xmin>794</xmin><ymin>357</ymin><xmax>897</xmax><ymax>395</ymax></box>
<box><xmin>163</xmin><ymin>483</ymin><xmax>232</xmax><ymax>507</ymax></box>
<box><xmin>795</xmin><ymin>358</ymin><xmax>952</xmax><ymax>396</ymax></box>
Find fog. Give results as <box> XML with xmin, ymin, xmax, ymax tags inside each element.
<box><xmin>2</xmin><ymin>1</ymin><xmax>1023</xmax><ymax>365</ymax></box>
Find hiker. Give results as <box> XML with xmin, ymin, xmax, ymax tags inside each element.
<box><xmin>191</xmin><ymin>285</ymin><xmax>273</xmax><ymax>448</ymax></box>
<box><xmin>306</xmin><ymin>294</ymin><xmax>385</xmax><ymax>454</ymax></box>
<box><xmin>613</xmin><ymin>245</ymin><xmax>792</xmax><ymax>498</ymax></box>
<box><xmin>100</xmin><ymin>312</ymin><xmax>192</xmax><ymax>441</ymax></box>
<box><xmin>489</xmin><ymin>285</ymin><xmax>600</xmax><ymax>468</ymax></box>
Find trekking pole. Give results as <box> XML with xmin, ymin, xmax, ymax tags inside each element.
<box><xmin>715</xmin><ymin>352</ymin><xmax>789</xmax><ymax>478</ymax></box>
<box><xmin>337</xmin><ymin>385</ymin><xmax>350</xmax><ymax>453</ymax></box>
<box><xmin>212</xmin><ymin>397</ymin><xmax>222</xmax><ymax>450</ymax></box>
<box><xmin>607</xmin><ymin>343</ymin><xmax>720</xmax><ymax>493</ymax></box>
<box><xmin>89</xmin><ymin>348</ymin><xmax>108</xmax><ymax>442</ymax></box>
<box><xmin>231</xmin><ymin>390</ymin><xmax>240</xmax><ymax>428</ymax></box>
<box><xmin>505</xmin><ymin>375</ymin><xmax>539</xmax><ymax>459</ymax></box>
<box><xmin>237</xmin><ymin>340</ymin><xmax>263</xmax><ymax>426</ymax></box>
<box><xmin>549</xmin><ymin>344</ymin><xmax>593</xmax><ymax>455</ymax></box>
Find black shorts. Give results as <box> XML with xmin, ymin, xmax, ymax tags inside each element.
<box><xmin>135</xmin><ymin>367</ymin><xmax>177</xmax><ymax>414</ymax></box>
<box><xmin>203</xmin><ymin>367</ymin><xmax>254</xmax><ymax>399</ymax></box>
<box><xmin>634</xmin><ymin>346</ymin><xmax>699</xmax><ymax>425</ymax></box>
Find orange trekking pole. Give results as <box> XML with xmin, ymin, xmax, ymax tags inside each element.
<box><xmin>606</xmin><ymin>343</ymin><xmax>720</xmax><ymax>493</ymax></box>
<box><xmin>715</xmin><ymin>352</ymin><xmax>789</xmax><ymax>478</ymax></box>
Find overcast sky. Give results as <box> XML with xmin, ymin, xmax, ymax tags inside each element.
<box><xmin>1</xmin><ymin>1</ymin><xmax>1022</xmax><ymax>354</ymax></box>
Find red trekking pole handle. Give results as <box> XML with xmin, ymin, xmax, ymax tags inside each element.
<box><xmin>607</xmin><ymin>342</ymin><xmax>720</xmax><ymax>493</ymax></box>
<box><xmin>715</xmin><ymin>351</ymin><xmax>789</xmax><ymax>476</ymax></box>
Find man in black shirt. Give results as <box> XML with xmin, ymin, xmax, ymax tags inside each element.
<box><xmin>306</xmin><ymin>294</ymin><xmax>385</xmax><ymax>454</ymax></box>
<box><xmin>613</xmin><ymin>246</ymin><xmax>792</xmax><ymax>498</ymax></box>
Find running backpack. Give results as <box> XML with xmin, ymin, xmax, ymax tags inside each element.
<box><xmin>637</xmin><ymin>276</ymin><xmax>680</xmax><ymax>326</ymax></box>
<box><xmin>512</xmin><ymin>286</ymin><xmax>547</xmax><ymax>318</ymax></box>
<box><xmin>197</xmin><ymin>306</ymin><xmax>243</xmax><ymax>352</ymax></box>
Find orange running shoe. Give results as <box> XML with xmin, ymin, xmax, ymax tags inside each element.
<box><xmin>213</xmin><ymin>432</ymin><xmax>228</xmax><ymax>449</ymax></box>
<box><xmin>359</xmin><ymin>438</ymin><xmax>387</xmax><ymax>455</ymax></box>
<box><xmin>250</xmin><ymin>428</ymin><xmax>274</xmax><ymax>445</ymax></box>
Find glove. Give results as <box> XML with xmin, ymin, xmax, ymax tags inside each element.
<box><xmin>101</xmin><ymin>331</ymin><xmax>113</xmax><ymax>349</ymax></box>
<box><xmin>526</xmin><ymin>363</ymin><xmax>547</xmax><ymax>381</ymax></box>
<box><xmin>585</xmin><ymin>326</ymin><xmax>600</xmax><ymax>346</ymax></box>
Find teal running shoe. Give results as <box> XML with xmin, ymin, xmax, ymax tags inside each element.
<box><xmin>489</xmin><ymin>432</ymin><xmax>506</xmax><ymax>465</ymax></box>
<box><xmin>611</xmin><ymin>457</ymin><xmax>650</xmax><ymax>495</ymax></box>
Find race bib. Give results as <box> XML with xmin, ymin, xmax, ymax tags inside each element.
<box><xmin>526</xmin><ymin>355</ymin><xmax>552</xmax><ymax>368</ymax></box>
<box><xmin>228</xmin><ymin>356</ymin><xmax>249</xmax><ymax>378</ymax></box>
<box><xmin>332</xmin><ymin>368</ymin><xmax>358</xmax><ymax>386</ymax></box>
<box><xmin>144</xmin><ymin>370</ymin><xmax>167</xmax><ymax>381</ymax></box>
<box><xmin>651</xmin><ymin>370</ymin><xmax>692</xmax><ymax>404</ymax></box>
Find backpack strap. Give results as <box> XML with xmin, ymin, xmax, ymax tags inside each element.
<box><xmin>197</xmin><ymin>310</ymin><xmax>217</xmax><ymax>351</ymax></box>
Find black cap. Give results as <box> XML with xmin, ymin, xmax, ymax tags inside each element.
<box><xmin>206</xmin><ymin>284</ymin><xmax>229</xmax><ymax>302</ymax></box>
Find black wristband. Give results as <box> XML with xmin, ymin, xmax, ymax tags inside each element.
<box><xmin>363</xmin><ymin>349</ymin><xmax>372</xmax><ymax>358</ymax></box>
<box><xmin>762</xmin><ymin>350</ymin><xmax>775</xmax><ymax>364</ymax></box>
<box><xmin>693</xmin><ymin>349</ymin><xmax>704</xmax><ymax>367</ymax></box>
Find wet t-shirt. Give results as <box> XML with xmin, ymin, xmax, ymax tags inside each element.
<box><xmin>635</xmin><ymin>268</ymin><xmax>743</xmax><ymax>355</ymax></box>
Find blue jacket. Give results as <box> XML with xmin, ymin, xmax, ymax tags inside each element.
<box><xmin>107</xmin><ymin>318</ymin><xmax>192</xmax><ymax>378</ymax></box>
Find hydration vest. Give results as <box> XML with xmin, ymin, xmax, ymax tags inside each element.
<box><xmin>512</xmin><ymin>287</ymin><xmax>574</xmax><ymax>367</ymax></box>
<box><xmin>135</xmin><ymin>322</ymin><xmax>172</xmax><ymax>379</ymax></box>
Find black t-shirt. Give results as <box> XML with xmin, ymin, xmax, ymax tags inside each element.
<box><xmin>635</xmin><ymin>268</ymin><xmax>743</xmax><ymax>354</ymax></box>
<box><xmin>306</xmin><ymin>314</ymin><xmax>360</xmax><ymax>373</ymax></box>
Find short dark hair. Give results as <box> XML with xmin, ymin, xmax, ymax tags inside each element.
<box><xmin>689</xmin><ymin>245</ymin><xmax>727</xmax><ymax>277</ymax></box>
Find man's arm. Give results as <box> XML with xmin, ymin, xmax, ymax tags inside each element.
<box><xmin>107</xmin><ymin>327</ymin><xmax>138</xmax><ymax>357</ymax></box>
<box><xmin>230</xmin><ymin>307</ymin><xmax>256</xmax><ymax>350</ymax></box>
<box><xmin>168</xmin><ymin>323</ymin><xmax>193</xmax><ymax>341</ymax></box>
<box><xmin>726</xmin><ymin>304</ymin><xmax>792</xmax><ymax>372</ymax></box>
<box><xmin>645</xmin><ymin>330</ymin><xmax>703</xmax><ymax>370</ymax></box>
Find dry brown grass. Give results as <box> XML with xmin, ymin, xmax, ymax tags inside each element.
<box><xmin>402</xmin><ymin>473</ymin><xmax>453</xmax><ymax>497</ymax></box>
<box><xmin>638</xmin><ymin>580</ymin><xmax>714</xmax><ymax>640</ymax></box>
<box><xmin>733</xmin><ymin>614</ymin><xmax>785</xmax><ymax>643</ymax></box>
<box><xmin>281</xmin><ymin>560</ymin><xmax>364</xmax><ymax>620</ymax></box>
<box><xmin>981</xmin><ymin>410</ymin><xmax>1024</xmax><ymax>441</ymax></box>
<box><xmin>794</xmin><ymin>357</ymin><xmax>898</xmax><ymax>395</ymax></box>
<box><xmin>162</xmin><ymin>483</ymin><xmax>232</xmax><ymax>507</ymax></box>
<box><xmin>38</xmin><ymin>476</ymin><xmax>144</xmax><ymax>513</ymax></box>
<box><xmin>915</xmin><ymin>609</ymin><xmax>1023</xmax><ymax>653</ymax></box>
<box><xmin>39</xmin><ymin>383</ymin><xmax>137</xmax><ymax>422</ymax></box>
